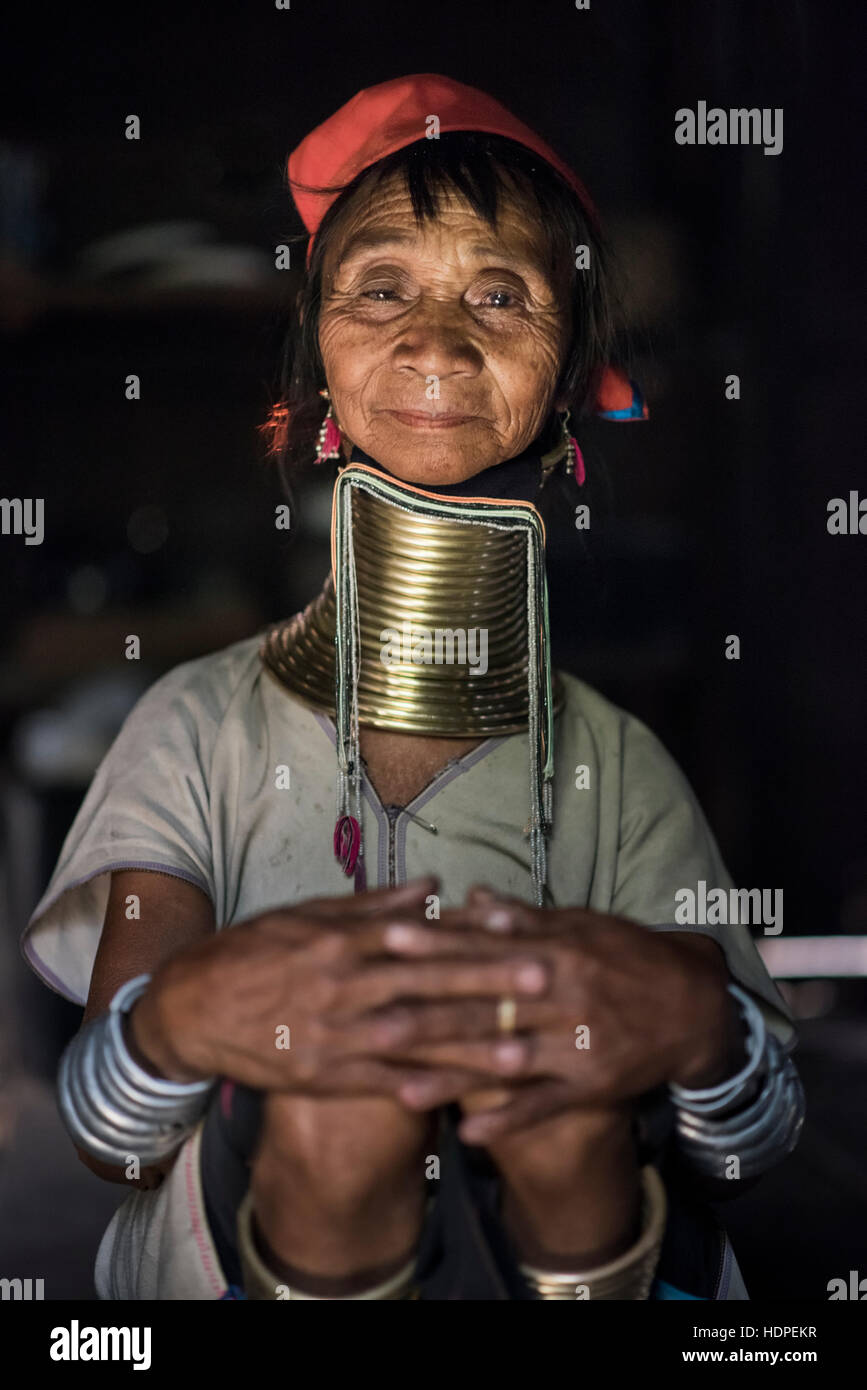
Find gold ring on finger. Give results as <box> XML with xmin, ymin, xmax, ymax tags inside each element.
<box><xmin>497</xmin><ymin>996</ymin><xmax>517</xmax><ymax>1035</ymax></box>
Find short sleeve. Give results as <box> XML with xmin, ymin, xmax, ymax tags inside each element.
<box><xmin>610</xmin><ymin>715</ymin><xmax>794</xmax><ymax>1049</ymax></box>
<box><xmin>21</xmin><ymin>655</ymin><xmax>230</xmax><ymax>1006</ymax></box>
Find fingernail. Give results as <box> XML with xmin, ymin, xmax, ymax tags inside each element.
<box><xmin>385</xmin><ymin>925</ymin><xmax>420</xmax><ymax>948</ymax></box>
<box><xmin>400</xmin><ymin>1081</ymin><xmax>437</xmax><ymax>1106</ymax></box>
<box><xmin>495</xmin><ymin>1041</ymin><xmax>525</xmax><ymax>1070</ymax></box>
<box><xmin>461</xmin><ymin>1117</ymin><xmax>493</xmax><ymax>1144</ymax></box>
<box><xmin>516</xmin><ymin>962</ymin><xmax>546</xmax><ymax>992</ymax></box>
<box><xmin>483</xmin><ymin>907</ymin><xmax>513</xmax><ymax>932</ymax></box>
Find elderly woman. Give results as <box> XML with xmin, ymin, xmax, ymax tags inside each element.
<box><xmin>23</xmin><ymin>74</ymin><xmax>803</xmax><ymax>1301</ymax></box>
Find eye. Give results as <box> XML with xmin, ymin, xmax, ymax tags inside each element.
<box><xmin>351</xmin><ymin>266</ymin><xmax>411</xmax><ymax>303</ymax></box>
<box><xmin>471</xmin><ymin>282</ymin><xmax>527</xmax><ymax>311</ymax></box>
<box><xmin>484</xmin><ymin>289</ymin><xmax>516</xmax><ymax>308</ymax></box>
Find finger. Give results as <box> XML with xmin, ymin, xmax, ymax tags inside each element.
<box><xmin>289</xmin><ymin>912</ymin><xmax>527</xmax><ymax>976</ymax></box>
<box><xmin>318</xmin><ymin>1059</ymin><xmax>490</xmax><ymax>1105</ymax></box>
<box><xmin>458</xmin><ymin>1080</ymin><xmax>577</xmax><ymax>1143</ymax></box>
<box><xmin>321</xmin><ymin>908</ymin><xmax>513</xmax><ymax>966</ymax></box>
<box><xmin>392</xmin><ymin>1066</ymin><xmax>501</xmax><ymax>1109</ymax></box>
<box><xmin>253</xmin><ymin>881</ymin><xmax>441</xmax><ymax>944</ymax></box>
<box><xmin>460</xmin><ymin>897</ymin><xmax>598</xmax><ymax>938</ymax></box>
<box><xmin>304</xmin><ymin>877</ymin><xmax>440</xmax><ymax>921</ymax></box>
<box><xmin>465</xmin><ymin>885</ymin><xmax>503</xmax><ymax>903</ymax></box>
<box><xmin>381</xmin><ymin>922</ymin><xmax>541</xmax><ymax>959</ymax></box>
<box><xmin>395</xmin><ymin>1067</ymin><xmax>511</xmax><ymax>1110</ymax></box>
<box><xmin>461</xmin><ymin>1086</ymin><xmax>513</xmax><ymax>1113</ymax></box>
<box><xmin>325</xmin><ymin>915</ymin><xmax>444</xmax><ymax>963</ymax></box>
<box><xmin>394</xmin><ymin>1035</ymin><xmax>542</xmax><ymax>1082</ymax></box>
<box><xmin>462</xmin><ymin>897</ymin><xmax>536</xmax><ymax>934</ymax></box>
<box><xmin>338</xmin><ymin>996</ymin><xmax>558</xmax><ymax>1051</ymax></box>
<box><xmin>319</xmin><ymin>906</ymin><xmax>532</xmax><ymax>967</ymax></box>
<box><xmin>338</xmin><ymin>956</ymin><xmax>549</xmax><ymax>1013</ymax></box>
<box><xmin>432</xmin><ymin>890</ymin><xmax>518</xmax><ymax>935</ymax></box>
<box><xmin>463</xmin><ymin>885</ymin><xmax>519</xmax><ymax>933</ymax></box>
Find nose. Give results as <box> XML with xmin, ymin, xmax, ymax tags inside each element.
<box><xmin>390</xmin><ymin>298</ymin><xmax>483</xmax><ymax>382</ymax></box>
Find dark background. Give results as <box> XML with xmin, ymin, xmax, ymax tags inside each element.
<box><xmin>0</xmin><ymin>0</ymin><xmax>864</xmax><ymax>1301</ymax></box>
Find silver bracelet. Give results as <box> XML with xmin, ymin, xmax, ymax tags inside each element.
<box><xmin>57</xmin><ymin>973</ymin><xmax>215</xmax><ymax>1167</ymax></box>
<box><xmin>668</xmin><ymin>982</ymin><xmax>805</xmax><ymax>1180</ymax></box>
<box><xmin>673</xmin><ymin>1041</ymin><xmax>804</xmax><ymax>1180</ymax></box>
<box><xmin>669</xmin><ymin>983</ymin><xmax>766</xmax><ymax>1119</ymax></box>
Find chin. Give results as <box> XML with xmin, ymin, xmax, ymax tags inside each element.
<box><xmin>358</xmin><ymin>429</ymin><xmax>502</xmax><ymax>487</ymax></box>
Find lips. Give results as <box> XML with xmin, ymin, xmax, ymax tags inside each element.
<box><xmin>385</xmin><ymin>409</ymin><xmax>479</xmax><ymax>429</ymax></box>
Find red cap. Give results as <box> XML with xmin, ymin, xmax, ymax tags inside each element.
<box><xmin>289</xmin><ymin>72</ymin><xmax>599</xmax><ymax>241</ymax></box>
<box><xmin>288</xmin><ymin>75</ymin><xmax>647</xmax><ymax>421</ymax></box>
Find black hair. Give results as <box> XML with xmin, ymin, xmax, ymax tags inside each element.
<box><xmin>263</xmin><ymin>131</ymin><xmax>619</xmax><ymax>487</ymax></box>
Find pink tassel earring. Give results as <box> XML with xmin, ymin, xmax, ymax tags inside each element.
<box><xmin>561</xmin><ymin>409</ymin><xmax>586</xmax><ymax>487</ymax></box>
<box><xmin>315</xmin><ymin>388</ymin><xmax>343</xmax><ymax>464</ymax></box>
<box><xmin>539</xmin><ymin>408</ymin><xmax>586</xmax><ymax>489</ymax></box>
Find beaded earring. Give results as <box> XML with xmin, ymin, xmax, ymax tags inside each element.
<box><xmin>539</xmin><ymin>408</ymin><xmax>586</xmax><ymax>488</ymax></box>
<box><xmin>314</xmin><ymin>388</ymin><xmax>343</xmax><ymax>464</ymax></box>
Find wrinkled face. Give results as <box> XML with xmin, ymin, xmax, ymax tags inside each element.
<box><xmin>318</xmin><ymin>171</ymin><xmax>569</xmax><ymax>485</ymax></box>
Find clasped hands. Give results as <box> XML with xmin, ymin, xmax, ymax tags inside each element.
<box><xmin>143</xmin><ymin>873</ymin><xmax>744</xmax><ymax>1141</ymax></box>
<box><xmin>135</xmin><ymin>874</ymin><xmax>746</xmax><ymax>1278</ymax></box>
<box><xmin>329</xmin><ymin>876</ymin><xmax>744</xmax><ymax>1143</ymax></box>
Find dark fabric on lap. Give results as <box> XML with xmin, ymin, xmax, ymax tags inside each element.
<box><xmin>199</xmin><ymin>1085</ymin><xmax>731</xmax><ymax>1299</ymax></box>
<box><xmin>200</xmin><ymin>1083</ymin><xmax>263</xmax><ymax>1290</ymax></box>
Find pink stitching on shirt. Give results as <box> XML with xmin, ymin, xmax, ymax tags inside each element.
<box><xmin>184</xmin><ymin>1135</ymin><xmax>225</xmax><ymax>1297</ymax></box>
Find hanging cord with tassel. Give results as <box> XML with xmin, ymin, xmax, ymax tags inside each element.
<box><xmin>525</xmin><ymin>524</ymin><xmax>555</xmax><ymax>906</ymax></box>
<box><xmin>333</xmin><ymin>478</ymin><xmax>365</xmax><ymax>888</ymax></box>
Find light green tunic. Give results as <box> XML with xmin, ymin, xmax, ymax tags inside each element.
<box><xmin>23</xmin><ymin>632</ymin><xmax>792</xmax><ymax>1047</ymax></box>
